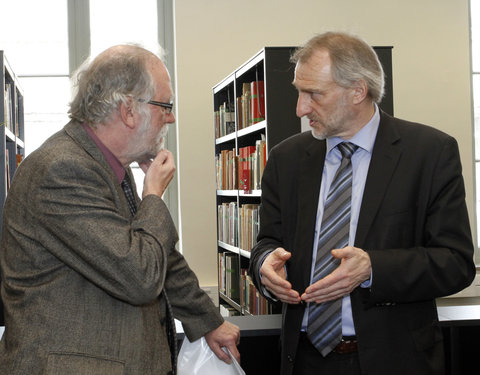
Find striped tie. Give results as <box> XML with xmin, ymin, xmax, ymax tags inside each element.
<box><xmin>121</xmin><ymin>172</ymin><xmax>137</xmax><ymax>216</ymax></box>
<box><xmin>307</xmin><ymin>141</ymin><xmax>358</xmax><ymax>356</ymax></box>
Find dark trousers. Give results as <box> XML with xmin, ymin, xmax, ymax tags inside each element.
<box><xmin>293</xmin><ymin>333</ymin><xmax>362</xmax><ymax>375</ymax></box>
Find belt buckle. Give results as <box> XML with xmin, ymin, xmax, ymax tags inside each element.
<box><xmin>332</xmin><ymin>337</ymin><xmax>358</xmax><ymax>354</ymax></box>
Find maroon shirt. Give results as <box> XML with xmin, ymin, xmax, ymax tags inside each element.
<box><xmin>82</xmin><ymin>123</ymin><xmax>125</xmax><ymax>184</ymax></box>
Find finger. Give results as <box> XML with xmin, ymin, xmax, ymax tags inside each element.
<box><xmin>302</xmin><ymin>290</ymin><xmax>343</xmax><ymax>303</ymax></box>
<box><xmin>262</xmin><ymin>274</ymin><xmax>289</xmax><ymax>293</ymax></box>
<box><xmin>162</xmin><ymin>150</ymin><xmax>172</xmax><ymax>163</ymax></box>
<box><xmin>152</xmin><ymin>150</ymin><xmax>168</xmax><ymax>165</ymax></box>
<box><xmin>302</xmin><ymin>282</ymin><xmax>351</xmax><ymax>303</ymax></box>
<box><xmin>272</xmin><ymin>247</ymin><xmax>291</xmax><ymax>259</ymax></box>
<box><xmin>138</xmin><ymin>160</ymin><xmax>152</xmax><ymax>173</ymax></box>
<box><xmin>227</xmin><ymin>344</ymin><xmax>241</xmax><ymax>363</ymax></box>
<box><xmin>264</xmin><ymin>284</ymin><xmax>301</xmax><ymax>304</ymax></box>
<box><xmin>261</xmin><ymin>263</ymin><xmax>291</xmax><ymax>286</ymax></box>
<box><xmin>213</xmin><ymin>345</ymin><xmax>232</xmax><ymax>364</ymax></box>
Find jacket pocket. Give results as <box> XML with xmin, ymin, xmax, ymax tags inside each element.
<box><xmin>410</xmin><ymin>321</ymin><xmax>443</xmax><ymax>351</ymax></box>
<box><xmin>45</xmin><ymin>352</ymin><xmax>125</xmax><ymax>375</ymax></box>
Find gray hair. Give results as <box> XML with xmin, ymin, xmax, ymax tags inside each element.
<box><xmin>291</xmin><ymin>32</ymin><xmax>385</xmax><ymax>103</ymax></box>
<box><xmin>69</xmin><ymin>44</ymin><xmax>159</xmax><ymax>125</ymax></box>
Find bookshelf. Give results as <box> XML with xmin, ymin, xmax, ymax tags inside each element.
<box><xmin>0</xmin><ymin>51</ymin><xmax>25</xmax><ymax>325</ymax></box>
<box><xmin>214</xmin><ymin>46</ymin><xmax>394</xmax><ymax>317</ymax></box>
<box><xmin>214</xmin><ymin>47</ymin><xmax>301</xmax><ymax>316</ymax></box>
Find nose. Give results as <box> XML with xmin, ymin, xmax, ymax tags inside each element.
<box><xmin>296</xmin><ymin>92</ymin><xmax>311</xmax><ymax>118</ymax></box>
<box><xmin>167</xmin><ymin>111</ymin><xmax>176</xmax><ymax>123</ymax></box>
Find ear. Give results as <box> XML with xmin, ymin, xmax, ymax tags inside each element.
<box><xmin>351</xmin><ymin>79</ymin><xmax>369</xmax><ymax>105</ymax></box>
<box><xmin>119</xmin><ymin>97</ymin><xmax>137</xmax><ymax>129</ymax></box>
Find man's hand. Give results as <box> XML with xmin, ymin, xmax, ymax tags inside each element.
<box><xmin>204</xmin><ymin>321</ymin><xmax>240</xmax><ymax>364</ymax></box>
<box><xmin>139</xmin><ymin>150</ymin><xmax>175</xmax><ymax>198</ymax></box>
<box><xmin>260</xmin><ymin>248</ymin><xmax>301</xmax><ymax>304</ymax></box>
<box><xmin>301</xmin><ymin>246</ymin><xmax>371</xmax><ymax>303</ymax></box>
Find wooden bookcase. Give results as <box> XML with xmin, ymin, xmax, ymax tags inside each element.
<box><xmin>214</xmin><ymin>46</ymin><xmax>394</xmax><ymax>317</ymax></box>
<box><xmin>214</xmin><ymin>47</ymin><xmax>301</xmax><ymax>316</ymax></box>
<box><xmin>0</xmin><ymin>51</ymin><xmax>25</xmax><ymax>325</ymax></box>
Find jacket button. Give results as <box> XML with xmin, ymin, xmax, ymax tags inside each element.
<box><xmin>287</xmin><ymin>355</ymin><xmax>293</xmax><ymax>363</ymax></box>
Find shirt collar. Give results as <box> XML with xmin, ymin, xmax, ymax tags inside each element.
<box><xmin>326</xmin><ymin>103</ymin><xmax>380</xmax><ymax>154</ymax></box>
<box><xmin>82</xmin><ymin>123</ymin><xmax>126</xmax><ymax>184</ymax></box>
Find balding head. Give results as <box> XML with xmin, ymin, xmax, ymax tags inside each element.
<box><xmin>69</xmin><ymin>44</ymin><xmax>165</xmax><ymax>126</ymax></box>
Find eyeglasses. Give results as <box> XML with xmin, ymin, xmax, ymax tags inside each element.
<box><xmin>138</xmin><ymin>99</ymin><xmax>174</xmax><ymax>114</ymax></box>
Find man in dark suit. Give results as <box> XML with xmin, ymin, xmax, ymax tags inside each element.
<box><xmin>0</xmin><ymin>44</ymin><xmax>239</xmax><ymax>374</ymax></box>
<box><xmin>248</xmin><ymin>31</ymin><xmax>475</xmax><ymax>375</ymax></box>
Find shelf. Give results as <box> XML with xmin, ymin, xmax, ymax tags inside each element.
<box><xmin>4</xmin><ymin>128</ymin><xmax>23</xmax><ymax>149</ymax></box>
<box><xmin>239</xmin><ymin>249</ymin><xmax>251</xmax><ymax>259</ymax></box>
<box><xmin>5</xmin><ymin>128</ymin><xmax>16</xmax><ymax>142</ymax></box>
<box><xmin>239</xmin><ymin>190</ymin><xmax>261</xmax><ymax>197</ymax></box>
<box><xmin>214</xmin><ymin>47</ymin><xmax>301</xmax><ymax>317</ymax></box>
<box><xmin>216</xmin><ymin>190</ymin><xmax>261</xmax><ymax>197</ymax></box>
<box><xmin>217</xmin><ymin>190</ymin><xmax>238</xmax><ymax>197</ymax></box>
<box><xmin>237</xmin><ymin>120</ymin><xmax>266</xmax><ymax>138</ymax></box>
<box><xmin>213</xmin><ymin>73</ymin><xmax>234</xmax><ymax>94</ymax></box>
<box><xmin>218</xmin><ymin>241</ymin><xmax>252</xmax><ymax>258</ymax></box>
<box><xmin>218</xmin><ymin>240</ymin><xmax>239</xmax><ymax>254</ymax></box>
<box><xmin>215</xmin><ymin>132</ymin><xmax>236</xmax><ymax>145</ymax></box>
<box><xmin>219</xmin><ymin>292</ymin><xmax>242</xmax><ymax>313</ymax></box>
<box><xmin>236</xmin><ymin>49</ymin><xmax>264</xmax><ymax>78</ymax></box>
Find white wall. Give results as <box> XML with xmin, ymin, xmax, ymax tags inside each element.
<box><xmin>173</xmin><ymin>0</ymin><xmax>474</xmax><ymax>285</ymax></box>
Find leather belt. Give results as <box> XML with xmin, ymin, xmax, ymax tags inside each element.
<box><xmin>332</xmin><ymin>336</ymin><xmax>358</xmax><ymax>354</ymax></box>
<box><xmin>299</xmin><ymin>332</ymin><xmax>358</xmax><ymax>355</ymax></box>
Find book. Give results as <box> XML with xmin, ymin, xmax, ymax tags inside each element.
<box><xmin>16</xmin><ymin>153</ymin><xmax>23</xmax><ymax>167</ymax></box>
<box><xmin>225</xmin><ymin>253</ymin><xmax>240</xmax><ymax>301</ymax></box>
<box><xmin>5</xmin><ymin>149</ymin><xmax>10</xmax><ymax>190</ymax></box>
<box><xmin>250</xmin><ymin>80</ymin><xmax>265</xmax><ymax>125</ymax></box>
<box><xmin>216</xmin><ymin>149</ymin><xmax>237</xmax><ymax>190</ymax></box>
<box><xmin>239</xmin><ymin>203</ymin><xmax>260</xmax><ymax>251</ymax></box>
<box><xmin>218</xmin><ymin>253</ymin><xmax>225</xmax><ymax>294</ymax></box>
<box><xmin>214</xmin><ymin>101</ymin><xmax>236</xmax><ymax>138</ymax></box>
<box><xmin>236</xmin><ymin>96</ymin><xmax>243</xmax><ymax>131</ymax></box>
<box><xmin>217</xmin><ymin>202</ymin><xmax>238</xmax><ymax>246</ymax></box>
<box><xmin>4</xmin><ymin>84</ymin><xmax>13</xmax><ymax>131</ymax></box>
<box><xmin>240</xmin><ymin>269</ymin><xmax>274</xmax><ymax>315</ymax></box>
<box><xmin>241</xmin><ymin>83</ymin><xmax>251</xmax><ymax>129</ymax></box>
<box><xmin>238</xmin><ymin>145</ymin><xmax>256</xmax><ymax>192</ymax></box>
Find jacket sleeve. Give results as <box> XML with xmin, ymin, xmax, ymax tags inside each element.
<box><xmin>367</xmin><ymin>135</ymin><xmax>476</xmax><ymax>303</ymax></box>
<box><xmin>163</xmin><ymin>246</ymin><xmax>224</xmax><ymax>341</ymax></box>
<box><xmin>248</xmin><ymin>146</ymin><xmax>285</xmax><ymax>299</ymax></box>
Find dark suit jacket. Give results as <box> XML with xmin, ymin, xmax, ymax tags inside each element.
<box><xmin>0</xmin><ymin>121</ymin><xmax>223</xmax><ymax>374</ymax></box>
<box><xmin>249</xmin><ymin>111</ymin><xmax>475</xmax><ymax>375</ymax></box>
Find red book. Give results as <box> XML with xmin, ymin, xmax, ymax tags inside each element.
<box><xmin>238</xmin><ymin>148</ymin><xmax>245</xmax><ymax>191</ymax></box>
<box><xmin>250</xmin><ymin>80</ymin><xmax>265</xmax><ymax>125</ymax></box>
<box><xmin>239</xmin><ymin>146</ymin><xmax>256</xmax><ymax>191</ymax></box>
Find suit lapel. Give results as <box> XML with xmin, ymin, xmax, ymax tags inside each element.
<box><xmin>64</xmin><ymin>120</ymin><xmax>116</xmax><ymax>177</ymax></box>
<box><xmin>355</xmin><ymin>112</ymin><xmax>402</xmax><ymax>246</ymax></box>
<box><xmin>63</xmin><ymin>121</ymin><xmax>137</xmax><ymax>215</ymax></box>
<box><xmin>294</xmin><ymin>137</ymin><xmax>326</xmax><ymax>289</ymax></box>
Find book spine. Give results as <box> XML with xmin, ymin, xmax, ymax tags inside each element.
<box><xmin>250</xmin><ymin>80</ymin><xmax>265</xmax><ymax>125</ymax></box>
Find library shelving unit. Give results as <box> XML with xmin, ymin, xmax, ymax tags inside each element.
<box><xmin>214</xmin><ymin>47</ymin><xmax>301</xmax><ymax>316</ymax></box>
<box><xmin>214</xmin><ymin>46</ymin><xmax>394</xmax><ymax>317</ymax></box>
<box><xmin>0</xmin><ymin>51</ymin><xmax>25</xmax><ymax>325</ymax></box>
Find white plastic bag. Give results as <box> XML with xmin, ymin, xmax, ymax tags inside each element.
<box><xmin>177</xmin><ymin>336</ymin><xmax>245</xmax><ymax>375</ymax></box>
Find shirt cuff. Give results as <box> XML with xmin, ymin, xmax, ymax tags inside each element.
<box><xmin>360</xmin><ymin>270</ymin><xmax>373</xmax><ymax>288</ymax></box>
<box><xmin>258</xmin><ymin>249</ymin><xmax>279</xmax><ymax>301</ymax></box>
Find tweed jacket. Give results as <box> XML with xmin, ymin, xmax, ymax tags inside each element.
<box><xmin>0</xmin><ymin>121</ymin><xmax>223</xmax><ymax>374</ymax></box>
<box><xmin>249</xmin><ymin>111</ymin><xmax>475</xmax><ymax>375</ymax></box>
